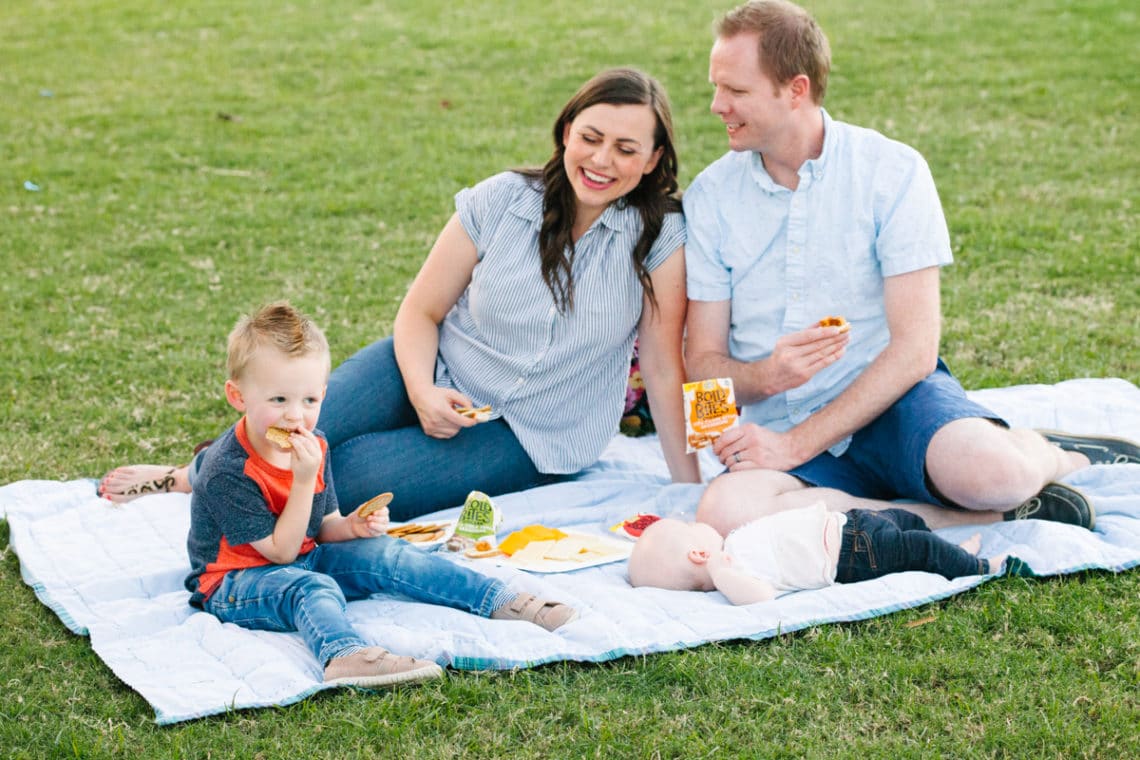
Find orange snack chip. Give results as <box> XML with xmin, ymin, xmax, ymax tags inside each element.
<box><xmin>683</xmin><ymin>378</ymin><xmax>740</xmax><ymax>454</ymax></box>
<box><xmin>818</xmin><ymin>315</ymin><xmax>850</xmax><ymax>333</ymax></box>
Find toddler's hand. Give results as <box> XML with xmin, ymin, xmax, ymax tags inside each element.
<box><xmin>288</xmin><ymin>427</ymin><xmax>323</xmax><ymax>483</ymax></box>
<box><xmin>352</xmin><ymin>505</ymin><xmax>390</xmax><ymax>538</ymax></box>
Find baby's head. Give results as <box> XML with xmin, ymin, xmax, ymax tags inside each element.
<box><xmin>627</xmin><ymin>518</ymin><xmax>724</xmax><ymax>592</ymax></box>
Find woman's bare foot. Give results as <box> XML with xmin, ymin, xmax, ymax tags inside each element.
<box><xmin>99</xmin><ymin>464</ymin><xmax>190</xmax><ymax>503</ymax></box>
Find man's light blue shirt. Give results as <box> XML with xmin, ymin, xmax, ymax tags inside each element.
<box><xmin>684</xmin><ymin>109</ymin><xmax>952</xmax><ymax>455</ymax></box>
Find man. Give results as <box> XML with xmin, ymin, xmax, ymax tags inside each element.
<box><xmin>683</xmin><ymin>0</ymin><xmax>1138</xmax><ymax>534</ymax></box>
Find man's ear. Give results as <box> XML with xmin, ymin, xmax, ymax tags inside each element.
<box><xmin>224</xmin><ymin>379</ymin><xmax>246</xmax><ymax>412</ymax></box>
<box><xmin>688</xmin><ymin>548</ymin><xmax>710</xmax><ymax>565</ymax></box>
<box><xmin>788</xmin><ymin>73</ymin><xmax>811</xmax><ymax>106</ymax></box>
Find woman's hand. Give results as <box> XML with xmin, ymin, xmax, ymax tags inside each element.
<box><xmin>408</xmin><ymin>385</ymin><xmax>477</xmax><ymax>439</ymax></box>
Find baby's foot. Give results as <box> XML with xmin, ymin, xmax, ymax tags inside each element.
<box><xmin>959</xmin><ymin>532</ymin><xmax>982</xmax><ymax>555</ymax></box>
<box><xmin>985</xmin><ymin>552</ymin><xmax>1010</xmax><ymax>574</ymax></box>
<box><xmin>99</xmin><ymin>464</ymin><xmax>188</xmax><ymax>503</ymax></box>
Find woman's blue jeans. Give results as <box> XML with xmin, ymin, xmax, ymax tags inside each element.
<box><xmin>203</xmin><ymin>536</ymin><xmax>511</xmax><ymax>664</ymax></box>
<box><xmin>317</xmin><ymin>337</ymin><xmax>564</xmax><ymax>519</ymax></box>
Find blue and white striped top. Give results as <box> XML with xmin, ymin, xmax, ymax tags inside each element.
<box><xmin>436</xmin><ymin>171</ymin><xmax>685</xmax><ymax>473</ymax></box>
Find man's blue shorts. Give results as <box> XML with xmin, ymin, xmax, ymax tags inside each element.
<box><xmin>788</xmin><ymin>359</ymin><xmax>1006</xmax><ymax>508</ymax></box>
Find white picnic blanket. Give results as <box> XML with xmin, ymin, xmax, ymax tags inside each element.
<box><xmin>3</xmin><ymin>378</ymin><xmax>1139</xmax><ymax>724</ymax></box>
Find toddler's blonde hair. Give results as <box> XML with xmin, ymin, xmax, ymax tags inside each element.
<box><xmin>226</xmin><ymin>301</ymin><xmax>330</xmax><ymax>381</ymax></box>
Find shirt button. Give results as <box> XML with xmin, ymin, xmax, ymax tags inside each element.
<box><xmin>516</xmin><ymin>377</ymin><xmax>524</xmax><ymax>385</ymax></box>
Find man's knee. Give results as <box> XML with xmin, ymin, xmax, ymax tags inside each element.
<box><xmin>695</xmin><ymin>469</ymin><xmax>800</xmax><ymax>534</ymax></box>
<box><xmin>928</xmin><ymin>424</ymin><xmax>1043</xmax><ymax>509</ymax></box>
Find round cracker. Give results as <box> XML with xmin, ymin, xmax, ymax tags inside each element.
<box><xmin>357</xmin><ymin>492</ymin><xmax>393</xmax><ymax>518</ymax></box>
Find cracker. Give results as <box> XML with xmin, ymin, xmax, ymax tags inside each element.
<box><xmin>387</xmin><ymin>522</ymin><xmax>448</xmax><ymax>538</ymax></box>
<box><xmin>455</xmin><ymin>405</ymin><xmax>493</xmax><ymax>422</ymax></box>
<box><xmin>265</xmin><ymin>426</ymin><xmax>293</xmax><ymax>448</ymax></box>
<box><xmin>356</xmin><ymin>491</ymin><xmax>393</xmax><ymax>518</ymax></box>
<box><xmin>404</xmin><ymin>529</ymin><xmax>445</xmax><ymax>543</ymax></box>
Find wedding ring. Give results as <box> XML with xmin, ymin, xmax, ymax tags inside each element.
<box><xmin>733</xmin><ymin>452</ymin><xmax>742</xmax><ymax>464</ymax></box>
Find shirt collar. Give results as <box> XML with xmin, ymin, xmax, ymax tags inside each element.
<box><xmin>749</xmin><ymin>107</ymin><xmax>833</xmax><ymax>191</ymax></box>
<box><xmin>507</xmin><ymin>173</ymin><xmax>633</xmax><ymax>234</ymax></box>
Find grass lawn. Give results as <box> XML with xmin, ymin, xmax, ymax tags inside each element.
<box><xmin>2</xmin><ymin>0</ymin><xmax>1137</xmax><ymax>756</ymax></box>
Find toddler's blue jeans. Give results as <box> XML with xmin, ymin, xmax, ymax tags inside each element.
<box><xmin>204</xmin><ymin>536</ymin><xmax>512</xmax><ymax>665</ymax></box>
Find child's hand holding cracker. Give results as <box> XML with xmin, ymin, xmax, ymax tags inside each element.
<box><xmin>287</xmin><ymin>427</ymin><xmax>324</xmax><ymax>484</ymax></box>
<box><xmin>351</xmin><ymin>492</ymin><xmax>392</xmax><ymax>538</ymax></box>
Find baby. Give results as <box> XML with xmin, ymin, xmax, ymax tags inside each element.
<box><xmin>628</xmin><ymin>502</ymin><xmax>1006</xmax><ymax>605</ymax></box>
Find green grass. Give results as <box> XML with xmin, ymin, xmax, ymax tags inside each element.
<box><xmin>2</xmin><ymin>0</ymin><xmax>1137</xmax><ymax>755</ymax></box>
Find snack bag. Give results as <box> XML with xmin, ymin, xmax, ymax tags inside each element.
<box><xmin>683</xmin><ymin>378</ymin><xmax>740</xmax><ymax>453</ymax></box>
<box><xmin>453</xmin><ymin>490</ymin><xmax>503</xmax><ymax>541</ymax></box>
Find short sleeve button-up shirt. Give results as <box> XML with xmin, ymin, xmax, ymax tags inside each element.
<box><xmin>438</xmin><ymin>171</ymin><xmax>685</xmax><ymax>472</ymax></box>
<box><xmin>684</xmin><ymin>110</ymin><xmax>952</xmax><ymax>455</ymax></box>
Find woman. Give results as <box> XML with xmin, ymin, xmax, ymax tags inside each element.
<box><xmin>101</xmin><ymin>67</ymin><xmax>700</xmax><ymax>520</ymax></box>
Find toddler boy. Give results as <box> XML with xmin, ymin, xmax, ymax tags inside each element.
<box><xmin>186</xmin><ymin>302</ymin><xmax>576</xmax><ymax>688</ymax></box>
<box><xmin>628</xmin><ymin>502</ymin><xmax>1006</xmax><ymax>605</ymax></box>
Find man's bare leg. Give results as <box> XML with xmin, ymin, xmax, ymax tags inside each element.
<box><xmin>925</xmin><ymin>419</ymin><xmax>1089</xmax><ymax>510</ymax></box>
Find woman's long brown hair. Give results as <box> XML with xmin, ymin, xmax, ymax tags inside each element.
<box><xmin>517</xmin><ymin>67</ymin><xmax>680</xmax><ymax>314</ymax></box>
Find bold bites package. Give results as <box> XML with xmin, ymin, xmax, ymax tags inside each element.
<box><xmin>683</xmin><ymin>378</ymin><xmax>740</xmax><ymax>453</ymax></box>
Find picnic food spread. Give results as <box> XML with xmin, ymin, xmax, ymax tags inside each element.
<box><xmin>508</xmin><ymin>533</ymin><xmax>629</xmax><ymax>566</ymax></box>
<box><xmin>265</xmin><ymin>426</ymin><xmax>293</xmax><ymax>448</ymax></box>
<box><xmin>356</xmin><ymin>491</ymin><xmax>393</xmax><ymax>518</ymax></box>
<box><xmin>683</xmin><ymin>378</ymin><xmax>740</xmax><ymax>453</ymax></box>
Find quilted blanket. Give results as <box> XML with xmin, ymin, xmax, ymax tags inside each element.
<box><xmin>3</xmin><ymin>378</ymin><xmax>1139</xmax><ymax>724</ymax></box>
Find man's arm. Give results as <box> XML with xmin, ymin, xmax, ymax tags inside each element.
<box><xmin>685</xmin><ymin>299</ymin><xmax>850</xmax><ymax>406</ymax></box>
<box><xmin>717</xmin><ymin>266</ymin><xmax>942</xmax><ymax>472</ymax></box>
